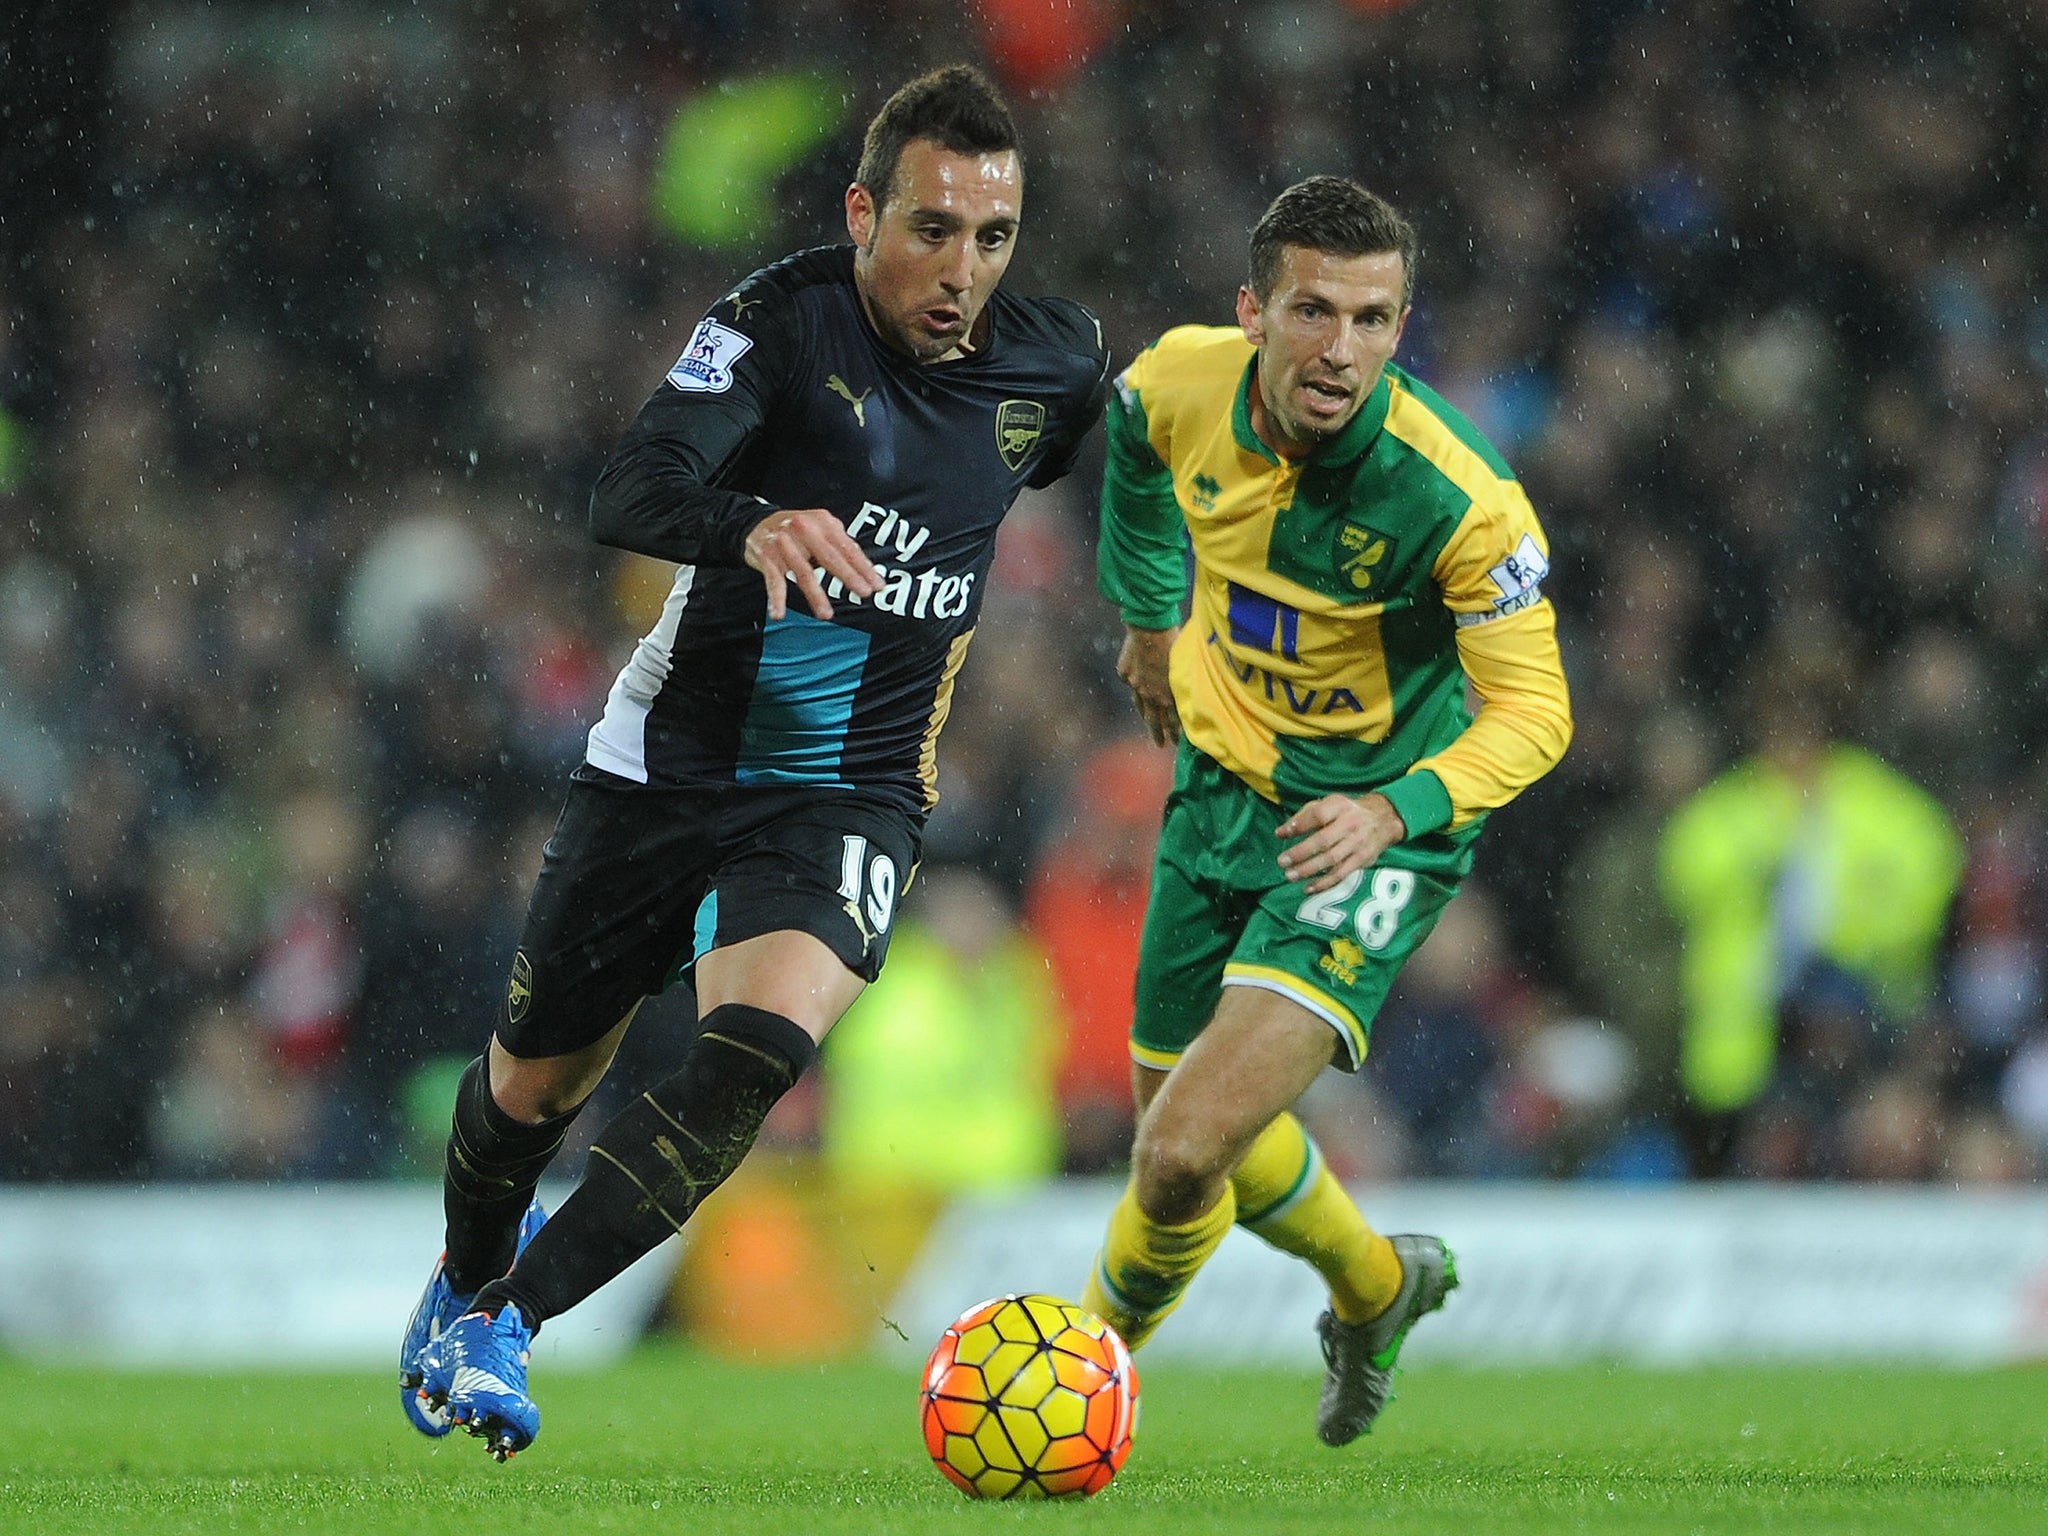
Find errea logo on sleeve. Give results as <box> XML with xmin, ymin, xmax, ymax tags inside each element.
<box><xmin>667</xmin><ymin>318</ymin><xmax>754</xmax><ymax>394</ymax></box>
<box><xmin>1458</xmin><ymin>534</ymin><xmax>1550</xmax><ymax>627</ymax></box>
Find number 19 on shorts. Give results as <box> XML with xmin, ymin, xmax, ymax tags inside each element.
<box><xmin>838</xmin><ymin>834</ymin><xmax>898</xmax><ymax>937</ymax></box>
<box><xmin>1296</xmin><ymin>866</ymin><xmax>1416</xmax><ymax>951</ymax></box>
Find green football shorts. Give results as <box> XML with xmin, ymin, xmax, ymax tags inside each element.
<box><xmin>1131</xmin><ymin>743</ymin><xmax>1478</xmax><ymax>1072</ymax></box>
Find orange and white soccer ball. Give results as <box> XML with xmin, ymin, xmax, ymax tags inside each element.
<box><xmin>919</xmin><ymin>1293</ymin><xmax>1139</xmax><ymax>1499</ymax></box>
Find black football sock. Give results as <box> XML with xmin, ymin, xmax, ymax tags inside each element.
<box><xmin>473</xmin><ymin>1003</ymin><xmax>817</xmax><ymax>1332</ymax></box>
<box><xmin>442</xmin><ymin>1055</ymin><xmax>586</xmax><ymax>1296</ymax></box>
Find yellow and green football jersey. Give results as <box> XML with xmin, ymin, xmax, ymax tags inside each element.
<box><xmin>1098</xmin><ymin>324</ymin><xmax>1572</xmax><ymax>834</ymax></box>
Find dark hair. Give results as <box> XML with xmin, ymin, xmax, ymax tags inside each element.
<box><xmin>855</xmin><ymin>65</ymin><xmax>1020</xmax><ymax>210</ymax></box>
<box><xmin>1248</xmin><ymin>176</ymin><xmax>1418</xmax><ymax>305</ymax></box>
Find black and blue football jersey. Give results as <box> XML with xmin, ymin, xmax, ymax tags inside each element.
<box><xmin>583</xmin><ymin>245</ymin><xmax>1108</xmax><ymax>812</ymax></box>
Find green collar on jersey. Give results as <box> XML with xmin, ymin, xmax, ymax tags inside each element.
<box><xmin>1231</xmin><ymin>357</ymin><xmax>1394</xmax><ymax>468</ymax></box>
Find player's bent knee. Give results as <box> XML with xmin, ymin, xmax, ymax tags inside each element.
<box><xmin>488</xmin><ymin>1031</ymin><xmax>624</xmax><ymax>1122</ymax></box>
<box><xmin>489</xmin><ymin>1067</ymin><xmax>590</xmax><ymax>1124</ymax></box>
<box><xmin>1132</xmin><ymin>1125</ymin><xmax>1229</xmax><ymax>1223</ymax></box>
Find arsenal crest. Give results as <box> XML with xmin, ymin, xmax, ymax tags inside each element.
<box><xmin>506</xmin><ymin>951</ymin><xmax>534</xmax><ymax>1024</ymax></box>
<box><xmin>996</xmin><ymin>399</ymin><xmax>1045</xmax><ymax>470</ymax></box>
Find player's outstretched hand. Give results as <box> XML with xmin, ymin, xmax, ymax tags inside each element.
<box><xmin>744</xmin><ymin>507</ymin><xmax>884</xmax><ymax>621</ymax></box>
<box><xmin>1276</xmin><ymin>792</ymin><xmax>1406</xmax><ymax>893</ymax></box>
<box><xmin>1117</xmin><ymin>624</ymin><xmax>1182</xmax><ymax>746</ymax></box>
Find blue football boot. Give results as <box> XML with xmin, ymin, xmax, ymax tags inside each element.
<box><xmin>417</xmin><ymin>1302</ymin><xmax>540</xmax><ymax>1461</ymax></box>
<box><xmin>399</xmin><ymin>1197</ymin><xmax>545</xmax><ymax>1437</ymax></box>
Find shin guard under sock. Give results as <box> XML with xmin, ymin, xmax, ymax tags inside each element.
<box><xmin>443</xmin><ymin>1055</ymin><xmax>585</xmax><ymax>1296</ymax></box>
<box><xmin>1080</xmin><ymin>1180</ymin><xmax>1236</xmax><ymax>1351</ymax></box>
<box><xmin>474</xmin><ymin>1003</ymin><xmax>817</xmax><ymax>1331</ymax></box>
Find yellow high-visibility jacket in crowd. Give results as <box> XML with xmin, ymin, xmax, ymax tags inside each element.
<box><xmin>822</xmin><ymin>919</ymin><xmax>1064</xmax><ymax>1192</ymax></box>
<box><xmin>1659</xmin><ymin>743</ymin><xmax>1962</xmax><ymax>1112</ymax></box>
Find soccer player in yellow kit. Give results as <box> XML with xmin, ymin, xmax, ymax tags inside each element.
<box><xmin>1081</xmin><ymin>177</ymin><xmax>1573</xmax><ymax>1444</ymax></box>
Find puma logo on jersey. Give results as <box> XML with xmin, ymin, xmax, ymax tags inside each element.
<box><xmin>725</xmin><ymin>291</ymin><xmax>762</xmax><ymax>321</ymax></box>
<box><xmin>827</xmin><ymin>374</ymin><xmax>871</xmax><ymax>427</ymax></box>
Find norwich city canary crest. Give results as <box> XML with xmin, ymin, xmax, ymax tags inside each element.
<box><xmin>996</xmin><ymin>399</ymin><xmax>1045</xmax><ymax>470</ymax></box>
<box><xmin>1336</xmin><ymin>523</ymin><xmax>1390</xmax><ymax>591</ymax></box>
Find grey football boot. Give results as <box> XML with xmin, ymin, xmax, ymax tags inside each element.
<box><xmin>1314</xmin><ymin>1233</ymin><xmax>1459</xmax><ymax>1445</ymax></box>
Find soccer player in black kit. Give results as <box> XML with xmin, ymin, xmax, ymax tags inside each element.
<box><xmin>399</xmin><ymin>65</ymin><xmax>1109</xmax><ymax>1459</ymax></box>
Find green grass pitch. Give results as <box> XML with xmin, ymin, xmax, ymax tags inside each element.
<box><xmin>3</xmin><ymin>1347</ymin><xmax>2040</xmax><ymax>1535</ymax></box>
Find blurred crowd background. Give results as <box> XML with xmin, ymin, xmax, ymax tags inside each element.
<box><xmin>4</xmin><ymin>0</ymin><xmax>2047</xmax><ymax>1195</ymax></box>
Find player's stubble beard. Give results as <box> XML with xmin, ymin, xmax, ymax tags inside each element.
<box><xmin>854</xmin><ymin>235</ymin><xmax>937</xmax><ymax>363</ymax></box>
<box><xmin>1256</xmin><ymin>365</ymin><xmax>1365</xmax><ymax>457</ymax></box>
<box><xmin>853</xmin><ymin>233</ymin><xmax>988</xmax><ymax>364</ymax></box>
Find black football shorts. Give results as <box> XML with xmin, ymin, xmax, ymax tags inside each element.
<box><xmin>497</xmin><ymin>766</ymin><xmax>921</xmax><ymax>1059</ymax></box>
